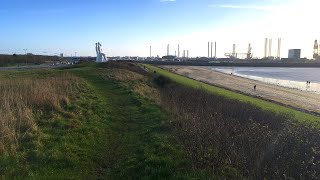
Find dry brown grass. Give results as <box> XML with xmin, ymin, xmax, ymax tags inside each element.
<box><xmin>100</xmin><ymin>68</ymin><xmax>161</xmax><ymax>103</ymax></box>
<box><xmin>0</xmin><ymin>73</ymin><xmax>82</xmax><ymax>155</ymax></box>
<box><xmin>101</xmin><ymin>69</ymin><xmax>144</xmax><ymax>82</ymax></box>
<box><xmin>155</xmin><ymin>79</ymin><xmax>320</xmax><ymax>179</ymax></box>
<box><xmin>133</xmin><ymin>83</ymin><xmax>160</xmax><ymax>102</ymax></box>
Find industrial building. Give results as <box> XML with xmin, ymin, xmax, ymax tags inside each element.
<box><xmin>288</xmin><ymin>49</ymin><xmax>301</xmax><ymax>59</ymax></box>
<box><xmin>147</xmin><ymin>39</ymin><xmax>320</xmax><ymax>62</ymax></box>
<box><xmin>162</xmin><ymin>55</ymin><xmax>177</xmax><ymax>61</ymax></box>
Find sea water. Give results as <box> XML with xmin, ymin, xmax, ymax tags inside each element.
<box><xmin>210</xmin><ymin>67</ymin><xmax>320</xmax><ymax>94</ymax></box>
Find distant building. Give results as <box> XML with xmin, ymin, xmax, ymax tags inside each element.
<box><xmin>288</xmin><ymin>49</ymin><xmax>301</xmax><ymax>59</ymax></box>
<box><xmin>162</xmin><ymin>55</ymin><xmax>177</xmax><ymax>61</ymax></box>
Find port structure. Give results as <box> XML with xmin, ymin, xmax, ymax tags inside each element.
<box><xmin>225</xmin><ymin>43</ymin><xmax>252</xmax><ymax>60</ymax></box>
<box><xmin>314</xmin><ymin>40</ymin><xmax>320</xmax><ymax>60</ymax></box>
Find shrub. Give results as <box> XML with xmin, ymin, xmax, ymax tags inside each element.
<box><xmin>153</xmin><ymin>75</ymin><xmax>171</xmax><ymax>88</ymax></box>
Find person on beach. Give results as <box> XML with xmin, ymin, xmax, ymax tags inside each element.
<box><xmin>254</xmin><ymin>85</ymin><xmax>256</xmax><ymax>91</ymax></box>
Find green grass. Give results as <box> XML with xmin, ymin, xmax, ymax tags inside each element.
<box><xmin>3</xmin><ymin>62</ymin><xmax>317</xmax><ymax>178</ymax></box>
<box><xmin>0</xmin><ymin>64</ymin><xmax>207</xmax><ymax>179</ymax></box>
<box><xmin>145</xmin><ymin>64</ymin><xmax>319</xmax><ymax>122</ymax></box>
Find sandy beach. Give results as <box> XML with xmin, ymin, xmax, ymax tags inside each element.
<box><xmin>161</xmin><ymin>65</ymin><xmax>320</xmax><ymax>115</ymax></box>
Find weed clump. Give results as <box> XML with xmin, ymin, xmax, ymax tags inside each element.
<box><xmin>153</xmin><ymin>75</ymin><xmax>171</xmax><ymax>88</ymax></box>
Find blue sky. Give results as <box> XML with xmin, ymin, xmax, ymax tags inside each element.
<box><xmin>0</xmin><ymin>0</ymin><xmax>318</xmax><ymax>58</ymax></box>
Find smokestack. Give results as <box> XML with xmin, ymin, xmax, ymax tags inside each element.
<box><xmin>167</xmin><ymin>44</ymin><xmax>170</xmax><ymax>56</ymax></box>
<box><xmin>211</xmin><ymin>42</ymin><xmax>213</xmax><ymax>58</ymax></box>
<box><xmin>314</xmin><ymin>40</ymin><xmax>318</xmax><ymax>54</ymax></box>
<box><xmin>264</xmin><ymin>38</ymin><xmax>268</xmax><ymax>58</ymax></box>
<box><xmin>277</xmin><ymin>38</ymin><xmax>281</xmax><ymax>59</ymax></box>
<box><xmin>150</xmin><ymin>46</ymin><xmax>152</xmax><ymax>58</ymax></box>
<box><xmin>215</xmin><ymin>41</ymin><xmax>217</xmax><ymax>58</ymax></box>
<box><xmin>187</xmin><ymin>50</ymin><xmax>189</xmax><ymax>58</ymax></box>
<box><xmin>178</xmin><ymin>44</ymin><xmax>180</xmax><ymax>57</ymax></box>
<box><xmin>232</xmin><ymin>44</ymin><xmax>236</xmax><ymax>57</ymax></box>
<box><xmin>247</xmin><ymin>43</ymin><xmax>252</xmax><ymax>59</ymax></box>
<box><xmin>269</xmin><ymin>39</ymin><xmax>272</xmax><ymax>57</ymax></box>
<box><xmin>313</xmin><ymin>40</ymin><xmax>319</xmax><ymax>59</ymax></box>
<box><xmin>318</xmin><ymin>40</ymin><xmax>320</xmax><ymax>56</ymax></box>
<box><xmin>208</xmin><ymin>42</ymin><xmax>210</xmax><ymax>58</ymax></box>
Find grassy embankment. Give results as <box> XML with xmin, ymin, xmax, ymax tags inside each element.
<box><xmin>145</xmin><ymin>64</ymin><xmax>319</xmax><ymax>122</ymax></box>
<box><xmin>1</xmin><ymin>62</ymin><xmax>319</xmax><ymax>179</ymax></box>
<box><xmin>0</xmin><ymin>63</ymin><xmax>200</xmax><ymax>179</ymax></box>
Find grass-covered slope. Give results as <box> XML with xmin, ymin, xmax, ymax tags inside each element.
<box><xmin>0</xmin><ymin>63</ymin><xmax>191</xmax><ymax>179</ymax></box>
<box><xmin>145</xmin><ymin>64</ymin><xmax>319</xmax><ymax>122</ymax></box>
<box><xmin>1</xmin><ymin>62</ymin><xmax>320</xmax><ymax>179</ymax></box>
<box><xmin>156</xmin><ymin>79</ymin><xmax>320</xmax><ymax>179</ymax></box>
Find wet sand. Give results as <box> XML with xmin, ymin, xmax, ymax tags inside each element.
<box><xmin>161</xmin><ymin>65</ymin><xmax>320</xmax><ymax>115</ymax></box>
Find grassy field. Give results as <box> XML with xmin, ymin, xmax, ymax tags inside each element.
<box><xmin>0</xmin><ymin>72</ymin><xmax>80</xmax><ymax>155</ymax></box>
<box><xmin>145</xmin><ymin>64</ymin><xmax>319</xmax><ymax>122</ymax></box>
<box><xmin>1</xmin><ymin>62</ymin><xmax>319</xmax><ymax>179</ymax></box>
<box><xmin>0</xmin><ymin>63</ymin><xmax>204</xmax><ymax>179</ymax></box>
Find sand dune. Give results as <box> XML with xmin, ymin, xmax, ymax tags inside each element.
<box><xmin>161</xmin><ymin>66</ymin><xmax>320</xmax><ymax>115</ymax></box>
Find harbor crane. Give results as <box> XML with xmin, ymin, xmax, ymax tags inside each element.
<box><xmin>314</xmin><ymin>40</ymin><xmax>320</xmax><ymax>60</ymax></box>
<box><xmin>225</xmin><ymin>43</ymin><xmax>252</xmax><ymax>59</ymax></box>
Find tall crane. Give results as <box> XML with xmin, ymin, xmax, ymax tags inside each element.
<box><xmin>225</xmin><ymin>44</ymin><xmax>238</xmax><ymax>59</ymax></box>
<box><xmin>314</xmin><ymin>40</ymin><xmax>319</xmax><ymax>60</ymax></box>
<box><xmin>225</xmin><ymin>43</ymin><xmax>252</xmax><ymax>59</ymax></box>
<box><xmin>246</xmin><ymin>43</ymin><xmax>253</xmax><ymax>59</ymax></box>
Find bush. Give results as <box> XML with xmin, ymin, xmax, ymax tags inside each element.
<box><xmin>153</xmin><ymin>75</ymin><xmax>171</xmax><ymax>88</ymax></box>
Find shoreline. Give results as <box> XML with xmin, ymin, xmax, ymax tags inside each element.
<box><xmin>142</xmin><ymin>61</ymin><xmax>320</xmax><ymax>68</ymax></box>
<box><xmin>212</xmin><ymin>69</ymin><xmax>320</xmax><ymax>95</ymax></box>
<box><xmin>160</xmin><ymin>65</ymin><xmax>320</xmax><ymax>117</ymax></box>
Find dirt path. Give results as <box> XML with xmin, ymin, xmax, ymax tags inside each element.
<box><xmin>161</xmin><ymin>66</ymin><xmax>320</xmax><ymax>115</ymax></box>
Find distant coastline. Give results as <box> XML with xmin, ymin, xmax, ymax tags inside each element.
<box><xmin>141</xmin><ymin>60</ymin><xmax>320</xmax><ymax>68</ymax></box>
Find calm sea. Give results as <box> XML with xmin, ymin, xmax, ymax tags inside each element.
<box><xmin>209</xmin><ymin>67</ymin><xmax>320</xmax><ymax>93</ymax></box>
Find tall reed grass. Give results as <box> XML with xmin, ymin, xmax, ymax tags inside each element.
<box><xmin>0</xmin><ymin>74</ymin><xmax>81</xmax><ymax>155</ymax></box>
